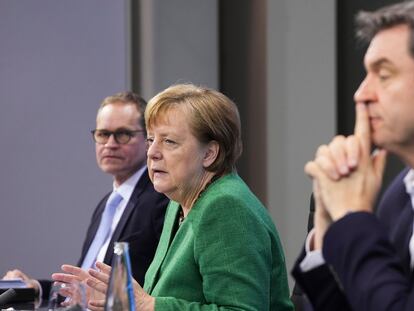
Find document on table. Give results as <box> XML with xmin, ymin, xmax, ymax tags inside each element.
<box><xmin>0</xmin><ymin>280</ymin><xmax>27</xmax><ymax>289</ymax></box>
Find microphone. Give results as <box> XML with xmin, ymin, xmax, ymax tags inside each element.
<box><xmin>0</xmin><ymin>288</ymin><xmax>17</xmax><ymax>306</ymax></box>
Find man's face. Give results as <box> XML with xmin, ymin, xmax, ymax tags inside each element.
<box><xmin>95</xmin><ymin>103</ymin><xmax>147</xmax><ymax>186</ymax></box>
<box><xmin>354</xmin><ymin>24</ymin><xmax>414</xmax><ymax>156</ymax></box>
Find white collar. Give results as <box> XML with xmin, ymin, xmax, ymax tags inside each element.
<box><xmin>113</xmin><ymin>165</ymin><xmax>147</xmax><ymax>204</ymax></box>
<box><xmin>403</xmin><ymin>169</ymin><xmax>414</xmax><ymax>212</ymax></box>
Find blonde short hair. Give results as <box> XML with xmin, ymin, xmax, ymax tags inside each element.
<box><xmin>145</xmin><ymin>84</ymin><xmax>242</xmax><ymax>175</ymax></box>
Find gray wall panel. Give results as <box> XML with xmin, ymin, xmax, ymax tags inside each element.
<box><xmin>267</xmin><ymin>0</ymin><xmax>336</xmax><ymax>287</ymax></box>
<box><xmin>138</xmin><ymin>0</ymin><xmax>218</xmax><ymax>99</ymax></box>
<box><xmin>0</xmin><ymin>0</ymin><xmax>129</xmax><ymax>279</ymax></box>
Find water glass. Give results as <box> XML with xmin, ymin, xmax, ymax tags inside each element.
<box><xmin>47</xmin><ymin>281</ymin><xmax>86</xmax><ymax>310</ymax></box>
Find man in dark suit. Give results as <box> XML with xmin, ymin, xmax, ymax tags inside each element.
<box><xmin>292</xmin><ymin>1</ymin><xmax>414</xmax><ymax>310</ymax></box>
<box><xmin>3</xmin><ymin>92</ymin><xmax>168</xmax><ymax>302</ymax></box>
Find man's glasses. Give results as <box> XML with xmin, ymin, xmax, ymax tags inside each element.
<box><xmin>91</xmin><ymin>129</ymin><xmax>145</xmax><ymax>144</ymax></box>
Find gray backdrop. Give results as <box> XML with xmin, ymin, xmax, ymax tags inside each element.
<box><xmin>0</xmin><ymin>0</ymin><xmax>128</xmax><ymax>278</ymax></box>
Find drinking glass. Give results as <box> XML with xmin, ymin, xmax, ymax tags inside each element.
<box><xmin>47</xmin><ymin>281</ymin><xmax>86</xmax><ymax>311</ymax></box>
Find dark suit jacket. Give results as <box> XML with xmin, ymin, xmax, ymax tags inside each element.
<box><xmin>291</xmin><ymin>196</ymin><xmax>316</xmax><ymax>311</ymax></box>
<box><xmin>40</xmin><ymin>169</ymin><xmax>169</xmax><ymax>299</ymax></box>
<box><xmin>292</xmin><ymin>168</ymin><xmax>414</xmax><ymax>310</ymax></box>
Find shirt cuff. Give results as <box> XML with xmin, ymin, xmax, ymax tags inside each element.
<box><xmin>299</xmin><ymin>228</ymin><xmax>326</xmax><ymax>272</ymax></box>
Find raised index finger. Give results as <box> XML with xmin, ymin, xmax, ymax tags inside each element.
<box><xmin>354</xmin><ymin>103</ymin><xmax>371</xmax><ymax>157</ymax></box>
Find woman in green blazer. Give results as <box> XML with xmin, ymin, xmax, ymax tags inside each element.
<box><xmin>88</xmin><ymin>84</ymin><xmax>293</xmax><ymax>311</ymax></box>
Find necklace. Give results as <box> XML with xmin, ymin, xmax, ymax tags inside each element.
<box><xmin>178</xmin><ymin>209</ymin><xmax>185</xmax><ymax>226</ymax></box>
<box><xmin>178</xmin><ymin>174</ymin><xmax>219</xmax><ymax>226</ymax></box>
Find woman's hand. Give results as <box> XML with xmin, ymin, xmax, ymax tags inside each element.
<box><xmin>52</xmin><ymin>264</ymin><xmax>104</xmax><ymax>306</ymax></box>
<box><xmin>86</xmin><ymin>262</ymin><xmax>155</xmax><ymax>311</ymax></box>
<box><xmin>85</xmin><ymin>262</ymin><xmax>111</xmax><ymax>311</ymax></box>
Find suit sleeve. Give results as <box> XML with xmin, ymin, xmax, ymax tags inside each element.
<box><xmin>38</xmin><ymin>279</ymin><xmax>52</xmax><ymax>300</ymax></box>
<box><xmin>291</xmin><ymin>194</ymin><xmax>352</xmax><ymax>311</ymax></box>
<box><xmin>291</xmin><ymin>248</ymin><xmax>352</xmax><ymax>311</ymax></box>
<box><xmin>323</xmin><ymin>212</ymin><xmax>414</xmax><ymax>311</ymax></box>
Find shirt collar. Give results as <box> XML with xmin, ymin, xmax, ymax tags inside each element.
<box><xmin>403</xmin><ymin>168</ymin><xmax>414</xmax><ymax>202</ymax></box>
<box><xmin>113</xmin><ymin>165</ymin><xmax>146</xmax><ymax>204</ymax></box>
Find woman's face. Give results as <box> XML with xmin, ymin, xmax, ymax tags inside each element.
<box><xmin>146</xmin><ymin>108</ymin><xmax>211</xmax><ymax>204</ymax></box>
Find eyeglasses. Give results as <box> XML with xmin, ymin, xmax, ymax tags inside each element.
<box><xmin>91</xmin><ymin>129</ymin><xmax>145</xmax><ymax>144</ymax></box>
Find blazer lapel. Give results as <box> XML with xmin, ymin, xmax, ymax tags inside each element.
<box><xmin>77</xmin><ymin>195</ymin><xmax>109</xmax><ymax>266</ymax></box>
<box><xmin>144</xmin><ymin>202</ymin><xmax>180</xmax><ymax>293</ymax></box>
<box><xmin>391</xmin><ymin>200</ymin><xmax>414</xmax><ymax>272</ymax></box>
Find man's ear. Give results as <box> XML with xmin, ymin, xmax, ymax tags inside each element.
<box><xmin>203</xmin><ymin>141</ymin><xmax>219</xmax><ymax>168</ymax></box>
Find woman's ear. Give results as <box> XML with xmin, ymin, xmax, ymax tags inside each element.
<box><xmin>203</xmin><ymin>141</ymin><xmax>219</xmax><ymax>168</ymax></box>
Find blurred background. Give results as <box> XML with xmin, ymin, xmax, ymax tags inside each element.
<box><xmin>0</xmin><ymin>0</ymin><xmax>403</xmax><ymax>289</ymax></box>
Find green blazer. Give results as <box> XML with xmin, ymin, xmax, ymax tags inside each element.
<box><xmin>144</xmin><ymin>173</ymin><xmax>293</xmax><ymax>310</ymax></box>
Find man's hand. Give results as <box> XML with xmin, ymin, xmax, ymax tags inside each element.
<box><xmin>305</xmin><ymin>103</ymin><xmax>387</xmax><ymax>220</ymax></box>
<box><xmin>2</xmin><ymin>269</ymin><xmax>40</xmax><ymax>294</ymax></box>
<box><xmin>312</xmin><ymin>180</ymin><xmax>332</xmax><ymax>250</ymax></box>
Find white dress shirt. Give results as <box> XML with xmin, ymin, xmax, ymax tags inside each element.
<box><xmin>403</xmin><ymin>169</ymin><xmax>414</xmax><ymax>269</ymax></box>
